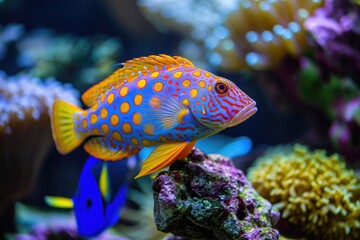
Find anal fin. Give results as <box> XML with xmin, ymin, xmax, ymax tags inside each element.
<box><xmin>84</xmin><ymin>137</ymin><xmax>140</xmax><ymax>161</ymax></box>
<box><xmin>177</xmin><ymin>141</ymin><xmax>196</xmax><ymax>159</ymax></box>
<box><xmin>134</xmin><ymin>141</ymin><xmax>195</xmax><ymax>179</ymax></box>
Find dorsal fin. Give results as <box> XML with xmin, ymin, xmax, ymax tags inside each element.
<box><xmin>81</xmin><ymin>54</ymin><xmax>195</xmax><ymax>107</ymax></box>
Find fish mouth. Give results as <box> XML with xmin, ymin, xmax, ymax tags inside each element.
<box><xmin>228</xmin><ymin>101</ymin><xmax>257</xmax><ymax>127</ymax></box>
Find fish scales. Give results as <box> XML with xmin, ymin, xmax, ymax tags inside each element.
<box><xmin>74</xmin><ymin>67</ymin><xmax>219</xmax><ymax>147</ymax></box>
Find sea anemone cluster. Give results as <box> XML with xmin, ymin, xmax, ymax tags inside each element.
<box><xmin>214</xmin><ymin>0</ymin><xmax>324</xmax><ymax>70</ymax></box>
<box><xmin>247</xmin><ymin>144</ymin><xmax>360</xmax><ymax>239</ymax></box>
<box><xmin>0</xmin><ymin>72</ymin><xmax>79</xmax><ymax>210</ymax></box>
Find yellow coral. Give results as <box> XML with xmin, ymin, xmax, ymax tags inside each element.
<box><xmin>247</xmin><ymin>144</ymin><xmax>360</xmax><ymax>239</ymax></box>
<box><xmin>215</xmin><ymin>0</ymin><xmax>323</xmax><ymax>70</ymax></box>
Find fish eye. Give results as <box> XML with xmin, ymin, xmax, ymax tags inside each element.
<box><xmin>215</xmin><ymin>82</ymin><xmax>228</xmax><ymax>95</ymax></box>
<box><xmin>86</xmin><ymin>198</ymin><xmax>92</xmax><ymax>208</ymax></box>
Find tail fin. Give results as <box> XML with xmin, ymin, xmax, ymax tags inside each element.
<box><xmin>51</xmin><ymin>99</ymin><xmax>86</xmax><ymax>154</ymax></box>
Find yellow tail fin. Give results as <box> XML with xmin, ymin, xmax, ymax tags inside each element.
<box><xmin>51</xmin><ymin>99</ymin><xmax>85</xmax><ymax>154</ymax></box>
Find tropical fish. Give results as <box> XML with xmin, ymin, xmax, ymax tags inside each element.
<box><xmin>51</xmin><ymin>54</ymin><xmax>257</xmax><ymax>178</ymax></box>
<box><xmin>45</xmin><ymin>156</ymin><xmax>137</xmax><ymax>237</ymax></box>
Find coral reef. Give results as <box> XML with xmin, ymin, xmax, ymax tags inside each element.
<box><xmin>152</xmin><ymin>148</ymin><xmax>279</xmax><ymax>240</ymax></box>
<box><xmin>0</xmin><ymin>72</ymin><xmax>79</xmax><ymax>210</ymax></box>
<box><xmin>216</xmin><ymin>0</ymin><xmax>323</xmax><ymax>70</ymax></box>
<box><xmin>247</xmin><ymin>144</ymin><xmax>360</xmax><ymax>240</ymax></box>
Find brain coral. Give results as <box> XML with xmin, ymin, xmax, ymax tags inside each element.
<box><xmin>247</xmin><ymin>144</ymin><xmax>360</xmax><ymax>240</ymax></box>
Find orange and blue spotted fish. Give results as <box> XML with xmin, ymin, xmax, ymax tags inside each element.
<box><xmin>51</xmin><ymin>54</ymin><xmax>257</xmax><ymax>178</ymax></box>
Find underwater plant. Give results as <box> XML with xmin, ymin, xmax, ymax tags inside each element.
<box><xmin>247</xmin><ymin>144</ymin><xmax>360</xmax><ymax>239</ymax></box>
<box><xmin>214</xmin><ymin>0</ymin><xmax>324</xmax><ymax>70</ymax></box>
<box><xmin>0</xmin><ymin>72</ymin><xmax>79</xmax><ymax>215</ymax></box>
<box><xmin>153</xmin><ymin>148</ymin><xmax>280</xmax><ymax>239</ymax></box>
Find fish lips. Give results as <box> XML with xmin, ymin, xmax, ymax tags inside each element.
<box><xmin>228</xmin><ymin>101</ymin><xmax>257</xmax><ymax>127</ymax></box>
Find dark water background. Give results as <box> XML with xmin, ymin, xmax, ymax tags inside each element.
<box><xmin>1</xmin><ymin>0</ymin><xmax>306</xmax><ymax>206</ymax></box>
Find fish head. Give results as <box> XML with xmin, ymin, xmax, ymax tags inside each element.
<box><xmin>190</xmin><ymin>75</ymin><xmax>257</xmax><ymax>129</ymax></box>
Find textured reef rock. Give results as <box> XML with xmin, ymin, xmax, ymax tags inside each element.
<box><xmin>152</xmin><ymin>148</ymin><xmax>279</xmax><ymax>240</ymax></box>
<box><xmin>248</xmin><ymin>144</ymin><xmax>360</xmax><ymax>240</ymax></box>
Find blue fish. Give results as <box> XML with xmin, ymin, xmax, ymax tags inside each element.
<box><xmin>45</xmin><ymin>156</ymin><xmax>137</xmax><ymax>237</ymax></box>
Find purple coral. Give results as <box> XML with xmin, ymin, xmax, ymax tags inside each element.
<box><xmin>304</xmin><ymin>0</ymin><xmax>360</xmax><ymax>82</ymax></box>
<box><xmin>152</xmin><ymin>148</ymin><xmax>279</xmax><ymax>240</ymax></box>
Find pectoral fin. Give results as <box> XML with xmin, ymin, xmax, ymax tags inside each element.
<box><xmin>142</xmin><ymin>96</ymin><xmax>190</xmax><ymax>133</ymax></box>
<box><xmin>134</xmin><ymin>141</ymin><xmax>195</xmax><ymax>179</ymax></box>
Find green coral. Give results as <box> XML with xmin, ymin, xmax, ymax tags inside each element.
<box><xmin>247</xmin><ymin>144</ymin><xmax>360</xmax><ymax>240</ymax></box>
